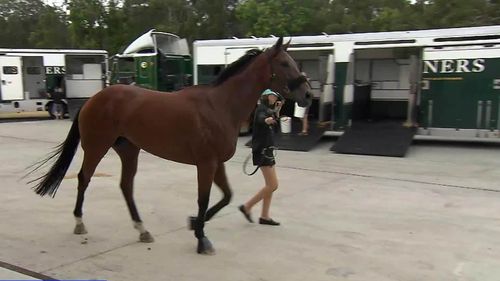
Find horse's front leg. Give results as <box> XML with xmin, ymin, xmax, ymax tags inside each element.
<box><xmin>205</xmin><ymin>163</ymin><xmax>232</xmax><ymax>221</ymax></box>
<box><xmin>192</xmin><ymin>162</ymin><xmax>217</xmax><ymax>255</ymax></box>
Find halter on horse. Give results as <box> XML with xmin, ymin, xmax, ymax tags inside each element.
<box><xmin>27</xmin><ymin>37</ymin><xmax>311</xmax><ymax>255</ymax></box>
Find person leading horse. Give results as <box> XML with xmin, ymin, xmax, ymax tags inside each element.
<box><xmin>28</xmin><ymin>37</ymin><xmax>311</xmax><ymax>255</ymax></box>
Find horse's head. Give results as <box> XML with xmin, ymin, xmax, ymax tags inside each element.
<box><xmin>266</xmin><ymin>37</ymin><xmax>312</xmax><ymax>107</ymax></box>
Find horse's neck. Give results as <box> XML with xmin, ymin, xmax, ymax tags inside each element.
<box><xmin>212</xmin><ymin>58</ymin><xmax>270</xmax><ymax>125</ymax></box>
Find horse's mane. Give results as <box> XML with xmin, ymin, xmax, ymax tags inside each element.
<box><xmin>212</xmin><ymin>49</ymin><xmax>264</xmax><ymax>86</ymax></box>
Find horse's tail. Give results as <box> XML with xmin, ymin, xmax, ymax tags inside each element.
<box><xmin>27</xmin><ymin>110</ymin><xmax>81</xmax><ymax>197</ymax></box>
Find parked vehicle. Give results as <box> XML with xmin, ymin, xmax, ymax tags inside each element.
<box><xmin>193</xmin><ymin>25</ymin><xmax>500</xmax><ymax>143</ymax></box>
<box><xmin>110</xmin><ymin>29</ymin><xmax>193</xmax><ymax>92</ymax></box>
<box><xmin>0</xmin><ymin>48</ymin><xmax>108</xmax><ymax>119</ymax></box>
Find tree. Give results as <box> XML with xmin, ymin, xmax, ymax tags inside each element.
<box><xmin>102</xmin><ymin>0</ymin><xmax>129</xmax><ymax>54</ymax></box>
<box><xmin>319</xmin><ymin>0</ymin><xmax>415</xmax><ymax>34</ymax></box>
<box><xmin>120</xmin><ymin>0</ymin><xmax>159</xmax><ymax>45</ymax></box>
<box><xmin>236</xmin><ymin>0</ymin><xmax>322</xmax><ymax>37</ymax></box>
<box><xmin>419</xmin><ymin>0</ymin><xmax>491</xmax><ymax>29</ymax></box>
<box><xmin>189</xmin><ymin>0</ymin><xmax>239</xmax><ymax>39</ymax></box>
<box><xmin>2</xmin><ymin>0</ymin><xmax>500</xmax><ymax>52</ymax></box>
<box><xmin>0</xmin><ymin>0</ymin><xmax>47</xmax><ymax>48</ymax></box>
<box><xmin>29</xmin><ymin>6</ymin><xmax>70</xmax><ymax>48</ymax></box>
<box><xmin>371</xmin><ymin>0</ymin><xmax>415</xmax><ymax>31</ymax></box>
<box><xmin>146</xmin><ymin>0</ymin><xmax>199</xmax><ymax>42</ymax></box>
<box><xmin>65</xmin><ymin>0</ymin><xmax>106</xmax><ymax>49</ymax></box>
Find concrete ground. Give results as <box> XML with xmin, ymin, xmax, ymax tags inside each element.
<box><xmin>0</xmin><ymin>267</ymin><xmax>39</xmax><ymax>280</ymax></box>
<box><xmin>1</xmin><ymin>120</ymin><xmax>500</xmax><ymax>281</ymax></box>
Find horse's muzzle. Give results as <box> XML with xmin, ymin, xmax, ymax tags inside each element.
<box><xmin>288</xmin><ymin>75</ymin><xmax>308</xmax><ymax>92</ymax></box>
<box><xmin>288</xmin><ymin>75</ymin><xmax>312</xmax><ymax>107</ymax></box>
<box><xmin>297</xmin><ymin>91</ymin><xmax>312</xmax><ymax>107</ymax></box>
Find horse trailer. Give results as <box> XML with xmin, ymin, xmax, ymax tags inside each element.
<box><xmin>0</xmin><ymin>49</ymin><xmax>108</xmax><ymax>119</ymax></box>
<box><xmin>193</xmin><ymin>25</ymin><xmax>500</xmax><ymax>155</ymax></box>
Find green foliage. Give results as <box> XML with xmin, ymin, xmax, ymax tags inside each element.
<box><xmin>0</xmin><ymin>0</ymin><xmax>46</xmax><ymax>48</ymax></box>
<box><xmin>420</xmin><ymin>0</ymin><xmax>491</xmax><ymax>28</ymax></box>
<box><xmin>236</xmin><ymin>0</ymin><xmax>320</xmax><ymax>36</ymax></box>
<box><xmin>321</xmin><ymin>0</ymin><xmax>416</xmax><ymax>33</ymax></box>
<box><xmin>0</xmin><ymin>0</ymin><xmax>499</xmax><ymax>53</ymax></box>
<box><xmin>66</xmin><ymin>0</ymin><xmax>106</xmax><ymax>49</ymax></box>
<box><xmin>29</xmin><ymin>6</ymin><xmax>70</xmax><ymax>48</ymax></box>
<box><xmin>101</xmin><ymin>0</ymin><xmax>128</xmax><ymax>54</ymax></box>
<box><xmin>192</xmin><ymin>0</ymin><xmax>239</xmax><ymax>39</ymax></box>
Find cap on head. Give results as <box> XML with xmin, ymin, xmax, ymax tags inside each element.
<box><xmin>261</xmin><ymin>89</ymin><xmax>284</xmax><ymax>101</ymax></box>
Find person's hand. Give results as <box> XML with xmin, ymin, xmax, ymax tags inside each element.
<box><xmin>265</xmin><ymin>117</ymin><xmax>276</xmax><ymax>125</ymax></box>
<box><xmin>274</xmin><ymin>101</ymin><xmax>283</xmax><ymax>118</ymax></box>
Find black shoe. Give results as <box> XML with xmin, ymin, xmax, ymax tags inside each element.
<box><xmin>259</xmin><ymin>217</ymin><xmax>280</xmax><ymax>226</ymax></box>
<box><xmin>239</xmin><ymin>205</ymin><xmax>253</xmax><ymax>223</ymax></box>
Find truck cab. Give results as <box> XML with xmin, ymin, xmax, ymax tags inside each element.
<box><xmin>111</xmin><ymin>30</ymin><xmax>193</xmax><ymax>91</ymax></box>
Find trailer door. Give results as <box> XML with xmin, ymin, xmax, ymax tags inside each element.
<box><xmin>22</xmin><ymin>56</ymin><xmax>45</xmax><ymax>99</ymax></box>
<box><xmin>344</xmin><ymin>52</ymin><xmax>355</xmax><ymax>124</ymax></box>
<box><xmin>0</xmin><ymin>56</ymin><xmax>23</xmax><ymax>101</ymax></box>
<box><xmin>421</xmin><ymin>46</ymin><xmax>500</xmax><ymax>130</ymax></box>
<box><xmin>406</xmin><ymin>54</ymin><xmax>420</xmax><ymax>126</ymax></box>
<box><xmin>320</xmin><ymin>54</ymin><xmax>334</xmax><ymax>122</ymax></box>
<box><xmin>158</xmin><ymin>56</ymin><xmax>187</xmax><ymax>91</ymax></box>
<box><xmin>65</xmin><ymin>55</ymin><xmax>106</xmax><ymax>98</ymax></box>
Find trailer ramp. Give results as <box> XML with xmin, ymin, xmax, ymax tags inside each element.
<box><xmin>331</xmin><ymin>120</ymin><xmax>415</xmax><ymax>157</ymax></box>
<box><xmin>274</xmin><ymin>121</ymin><xmax>328</xmax><ymax>151</ymax></box>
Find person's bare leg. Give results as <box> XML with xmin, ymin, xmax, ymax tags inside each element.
<box><xmin>244</xmin><ymin>166</ymin><xmax>278</xmax><ymax>213</ymax></box>
<box><xmin>260</xmin><ymin>166</ymin><xmax>278</xmax><ymax>219</ymax></box>
<box><xmin>301</xmin><ymin>108</ymin><xmax>309</xmax><ymax>134</ymax></box>
<box><xmin>303</xmin><ymin>113</ymin><xmax>309</xmax><ymax>133</ymax></box>
<box><xmin>244</xmin><ymin>188</ymin><xmax>265</xmax><ymax>211</ymax></box>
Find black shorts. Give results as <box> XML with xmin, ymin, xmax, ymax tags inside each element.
<box><xmin>252</xmin><ymin>148</ymin><xmax>275</xmax><ymax>167</ymax></box>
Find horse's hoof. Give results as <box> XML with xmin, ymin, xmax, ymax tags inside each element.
<box><xmin>73</xmin><ymin>223</ymin><xmax>87</xmax><ymax>235</ymax></box>
<box><xmin>139</xmin><ymin>231</ymin><xmax>154</xmax><ymax>243</ymax></box>
<box><xmin>197</xmin><ymin>237</ymin><xmax>215</xmax><ymax>255</ymax></box>
<box><xmin>188</xmin><ymin>216</ymin><xmax>197</xmax><ymax>230</ymax></box>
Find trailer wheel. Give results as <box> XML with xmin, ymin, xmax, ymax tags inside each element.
<box><xmin>46</xmin><ymin>101</ymin><xmax>56</xmax><ymax>119</ymax></box>
<box><xmin>62</xmin><ymin>103</ymin><xmax>69</xmax><ymax>119</ymax></box>
<box><xmin>47</xmin><ymin>102</ymin><xmax>66</xmax><ymax>119</ymax></box>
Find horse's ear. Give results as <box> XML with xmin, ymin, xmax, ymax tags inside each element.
<box><xmin>270</xmin><ymin>37</ymin><xmax>283</xmax><ymax>57</ymax></box>
<box><xmin>275</xmin><ymin>37</ymin><xmax>283</xmax><ymax>49</ymax></box>
<box><xmin>283</xmin><ymin>38</ymin><xmax>291</xmax><ymax>51</ymax></box>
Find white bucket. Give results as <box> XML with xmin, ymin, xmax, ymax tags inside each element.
<box><xmin>294</xmin><ymin>103</ymin><xmax>306</xmax><ymax>118</ymax></box>
<box><xmin>280</xmin><ymin>116</ymin><xmax>292</xmax><ymax>134</ymax></box>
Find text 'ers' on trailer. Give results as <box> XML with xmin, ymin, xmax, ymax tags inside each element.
<box><xmin>0</xmin><ymin>48</ymin><xmax>108</xmax><ymax>120</ymax></box>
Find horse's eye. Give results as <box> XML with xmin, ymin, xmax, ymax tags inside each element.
<box><xmin>280</xmin><ymin>61</ymin><xmax>289</xmax><ymax>67</ymax></box>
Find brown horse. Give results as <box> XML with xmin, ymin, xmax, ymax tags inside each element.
<box><xmin>28</xmin><ymin>37</ymin><xmax>310</xmax><ymax>255</ymax></box>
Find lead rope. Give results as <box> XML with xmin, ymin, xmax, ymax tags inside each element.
<box><xmin>243</xmin><ymin>146</ymin><xmax>278</xmax><ymax>176</ymax></box>
<box><xmin>243</xmin><ymin>153</ymin><xmax>260</xmax><ymax>176</ymax></box>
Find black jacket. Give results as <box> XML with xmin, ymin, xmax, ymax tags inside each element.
<box><xmin>252</xmin><ymin>103</ymin><xmax>276</xmax><ymax>153</ymax></box>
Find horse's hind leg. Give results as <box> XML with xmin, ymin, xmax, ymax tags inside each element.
<box><xmin>73</xmin><ymin>146</ymin><xmax>110</xmax><ymax>235</ymax></box>
<box><xmin>112</xmin><ymin>138</ymin><xmax>153</xmax><ymax>243</ymax></box>
<box><xmin>205</xmin><ymin>163</ymin><xmax>232</xmax><ymax>221</ymax></box>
